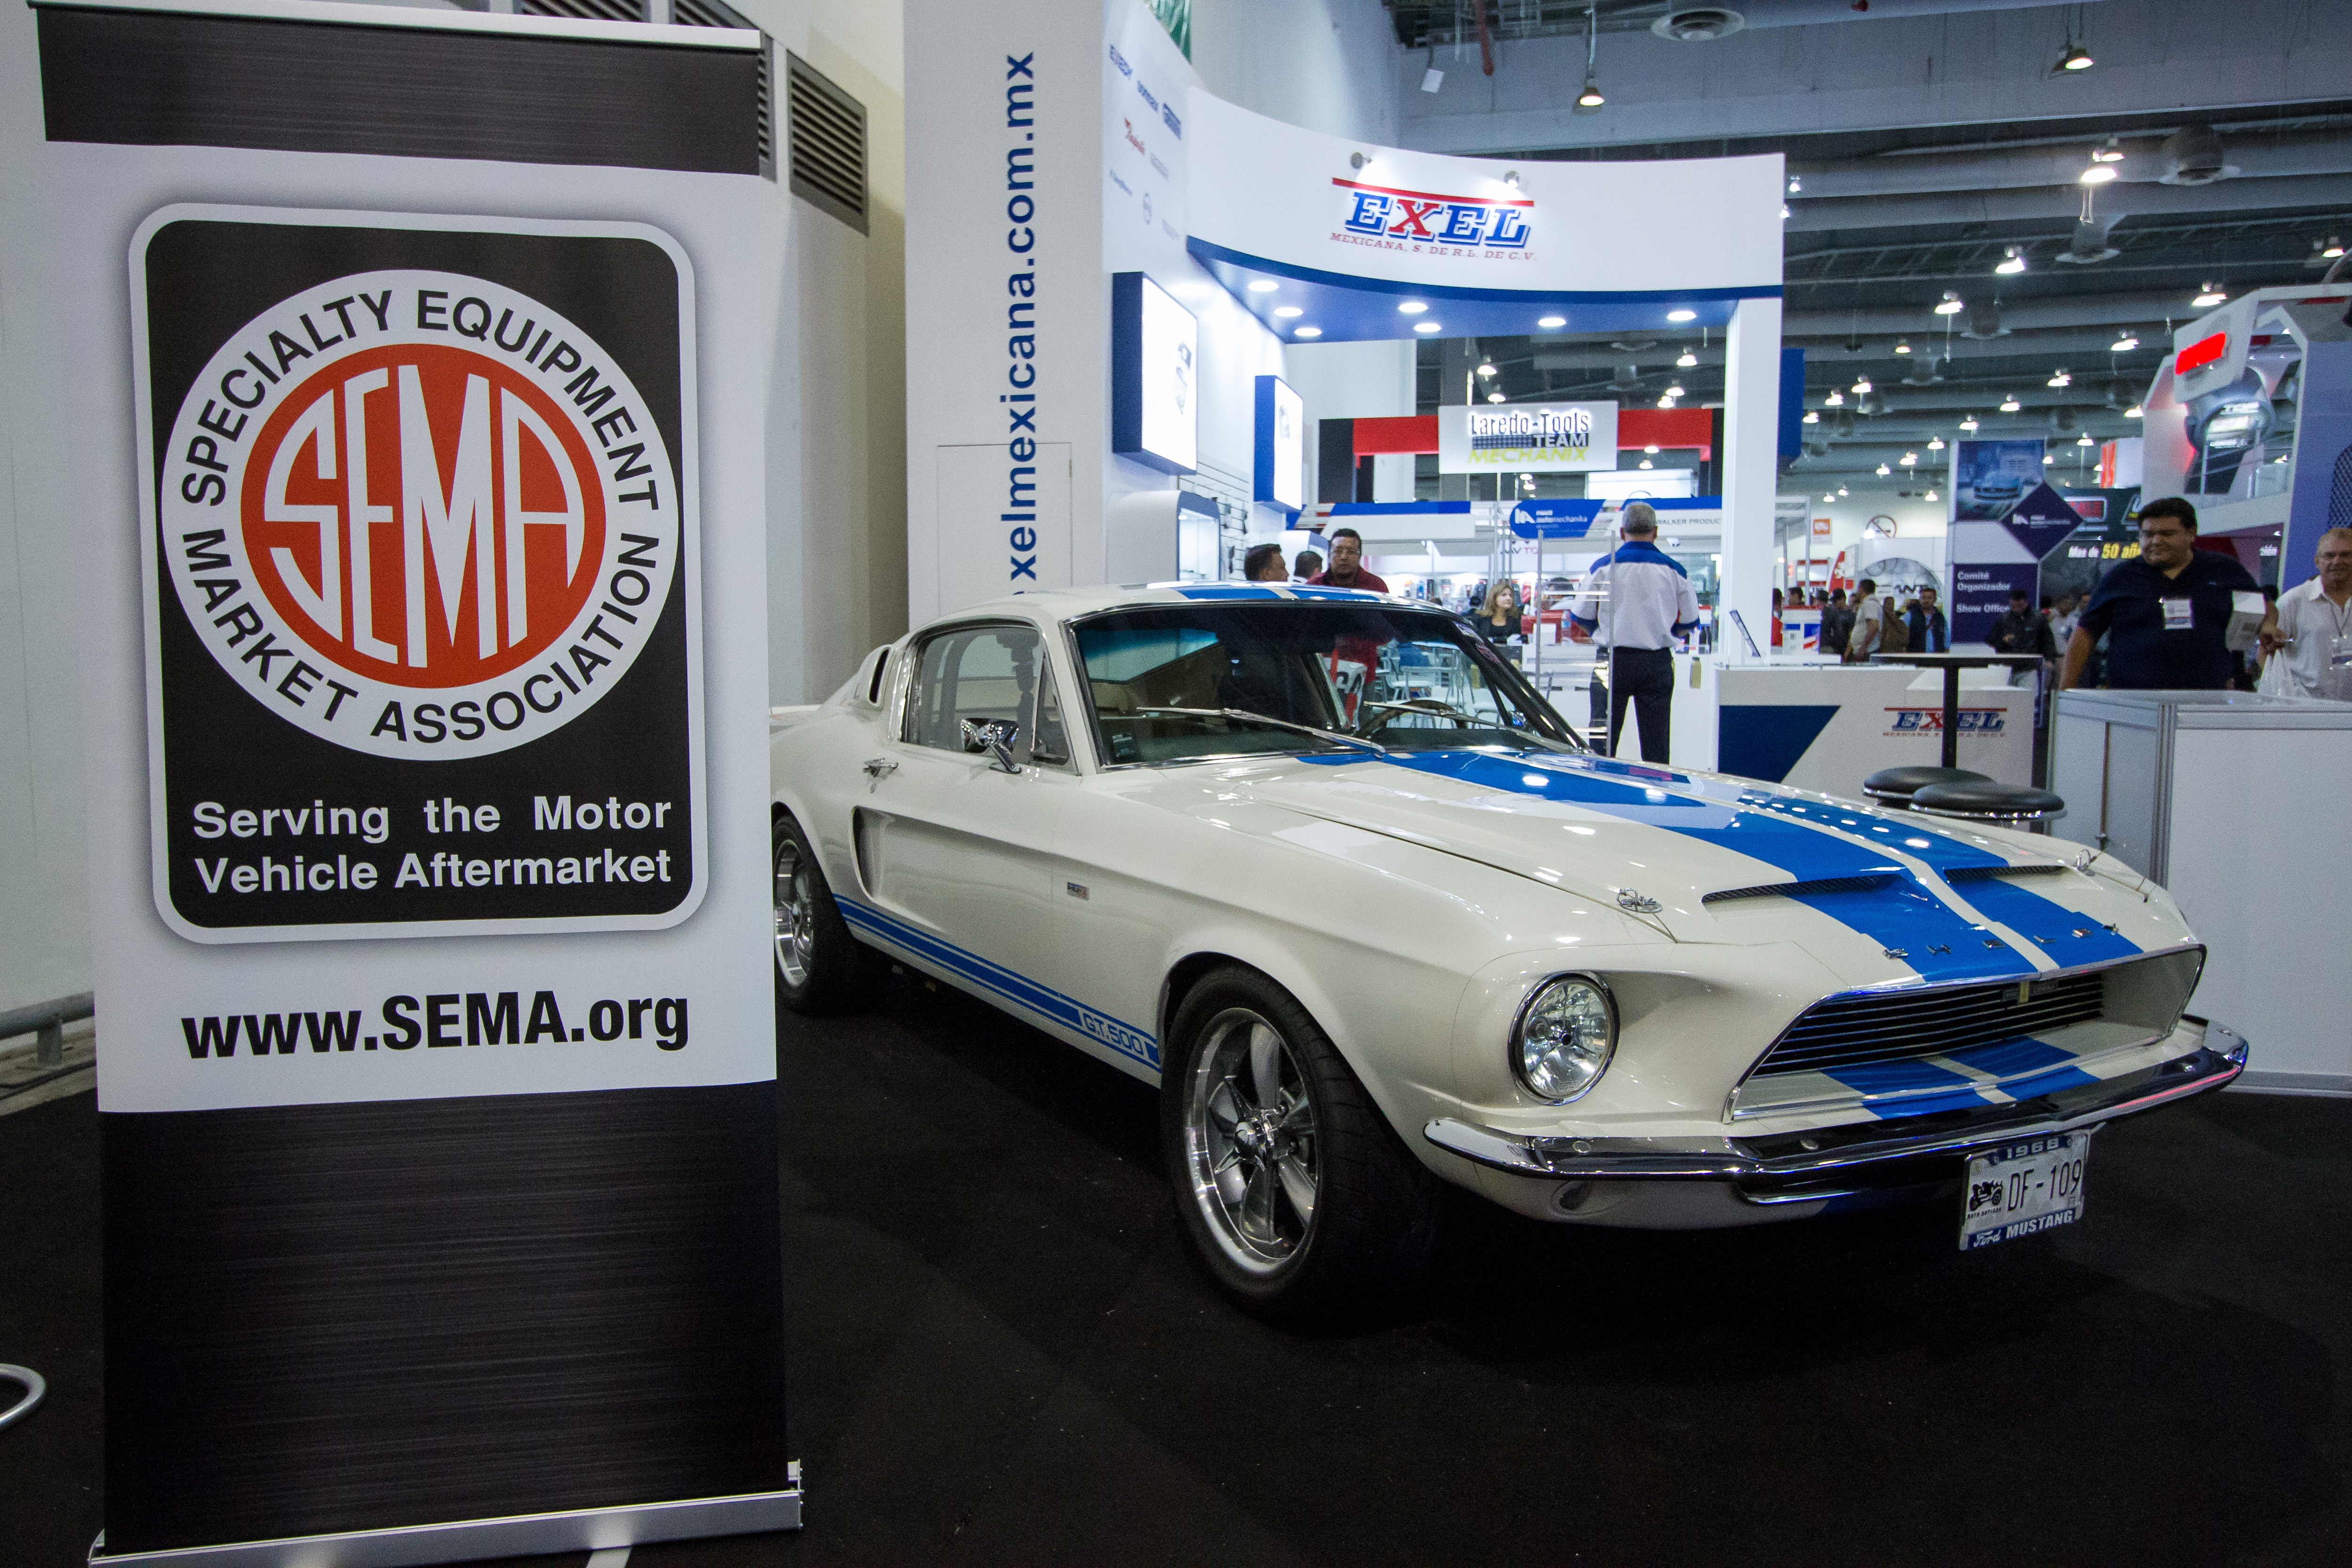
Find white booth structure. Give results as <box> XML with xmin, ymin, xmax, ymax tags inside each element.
<box><xmin>902</xmin><ymin>0</ymin><xmax>1786</xmax><ymax>656</ymax></box>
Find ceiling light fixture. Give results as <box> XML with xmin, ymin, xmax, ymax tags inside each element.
<box><xmin>1667</xmin><ymin>308</ymin><xmax>1698</xmax><ymax>323</ymax></box>
<box><xmin>2125</xmin><ymin>402</ymin><xmax>2143</xmax><ymax>417</ymax></box>
<box><xmin>2193</xmin><ymin>283</ymin><xmax>2228</xmax><ymax>307</ymax></box>
<box><xmin>1838</xmin><ymin>486</ymin><xmax>1849</xmax><ymax>497</ymax></box>
<box><xmin>1900</xmin><ymin>452</ymin><xmax>1918</xmax><ymax>466</ymax></box>
<box><xmin>1477</xmin><ymin>360</ymin><xmax>1497</xmax><ymax>378</ymax></box>
<box><xmin>1852</xmin><ymin>376</ymin><xmax>1873</xmax><ymax>394</ymax></box>
<box><xmin>1293</xmin><ymin>326</ymin><xmax>1322</xmax><ymax>338</ymax></box>
<box><xmin>1677</xmin><ymin>349</ymin><xmax>1698</xmax><ymax>368</ymax></box>
<box><xmin>1397</xmin><ymin>300</ymin><xmax>1428</xmax><ymax>314</ymax></box>
<box><xmin>1413</xmin><ymin>321</ymin><xmax>1441</xmax><ymax>333</ymax></box>
<box><xmin>2111</xmin><ymin>334</ymin><xmax>2139</xmax><ymax>352</ymax></box>
<box><xmin>2077</xmin><ymin>434</ymin><xmax>2095</xmax><ymax>447</ymax></box>
<box><xmin>1928</xmin><ymin>437</ymin><xmax>1946</xmax><ymax>451</ymax></box>
<box><xmin>2057</xmin><ymin>44</ymin><xmax>2093</xmax><ymax>72</ymax></box>
<box><xmin>2324</xmin><ymin>239</ymin><xmax>2348</xmax><ymax>261</ymax></box>
<box><xmin>1925</xmin><ymin>489</ymin><xmax>1939</xmax><ymax>501</ymax></box>
<box><xmin>1876</xmin><ymin>463</ymin><xmax>1892</xmax><ymax>476</ymax></box>
<box><xmin>1273</xmin><ymin>305</ymin><xmax>1303</xmax><ymax>318</ymax></box>
<box><xmin>1803</xmin><ymin>411</ymin><xmax>1820</xmax><ymax>424</ymax></box>
<box><xmin>1503</xmin><ymin>170</ymin><xmax>1522</xmax><ymax>190</ymax></box>
<box><xmin>1935</xmin><ymin>291</ymin><xmax>1965</xmax><ymax>316</ymax></box>
<box><xmin>2000</xmin><ymin>395</ymin><xmax>2023</xmax><ymax>413</ymax></box>
<box><xmin>1781</xmin><ymin>204</ymin><xmax>1792</xmax><ymax>220</ymax></box>
<box><xmin>1656</xmin><ymin>394</ymin><xmax>1677</xmax><ymax>408</ymax></box>
<box><xmin>1788</xmin><ymin>176</ymin><xmax>1802</xmax><ymax>194</ymax></box>
<box><xmin>2042</xmin><ymin>453</ymin><xmax>2057</xmax><ymax>464</ymax></box>
<box><xmin>1893</xmin><ymin>340</ymin><xmax>1912</xmax><ymax>355</ymax></box>
<box><xmin>1637</xmin><ymin>459</ymin><xmax>1654</xmax><ymax>470</ymax></box>
<box><xmin>1246</xmin><ymin>279</ymin><xmax>1279</xmax><ymax>293</ymax></box>
<box><xmin>1573</xmin><ymin>6</ymin><xmax>1605</xmax><ymax>112</ymax></box>
<box><xmin>2091</xmin><ymin>138</ymin><xmax>2124</xmax><ymax>163</ymax></box>
<box><xmin>1996</xmin><ymin>247</ymin><xmax>2027</xmax><ymax>275</ymax></box>
<box><xmin>2079</xmin><ymin>162</ymin><xmax>2116</xmax><ymax>186</ymax></box>
<box><xmin>1824</xmin><ymin>390</ymin><xmax>1845</xmax><ymax>407</ymax></box>
<box><xmin>1666</xmin><ymin>383</ymin><xmax>1686</xmax><ymax>398</ymax></box>
<box><xmin>1644</xmin><ymin>443</ymin><xmax>1661</xmax><ymax>454</ymax></box>
<box><xmin>1537</xmin><ymin>314</ymin><xmax>1566</xmax><ymax>329</ymax></box>
<box><xmin>2048</xmin><ymin>369</ymin><xmax>2072</xmax><ymax>387</ymax></box>
<box><xmin>1487</xmin><ymin>391</ymin><xmax>1506</xmax><ymax>403</ymax></box>
<box><xmin>1960</xmin><ymin>416</ymin><xmax>1980</xmax><ymax>432</ymax></box>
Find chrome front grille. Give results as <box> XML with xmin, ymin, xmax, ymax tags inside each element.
<box><xmin>1749</xmin><ymin>970</ymin><xmax>2108</xmax><ymax>1079</ymax></box>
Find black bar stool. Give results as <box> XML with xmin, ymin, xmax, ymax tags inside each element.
<box><xmin>1861</xmin><ymin>765</ymin><xmax>1990</xmax><ymax>811</ymax></box>
<box><xmin>1909</xmin><ymin>779</ymin><xmax>2066</xmax><ymax>826</ymax></box>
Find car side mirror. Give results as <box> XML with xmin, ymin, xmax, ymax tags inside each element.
<box><xmin>960</xmin><ymin>717</ymin><xmax>1024</xmax><ymax>774</ymax></box>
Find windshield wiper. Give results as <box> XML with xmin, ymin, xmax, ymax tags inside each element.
<box><xmin>1134</xmin><ymin>706</ymin><xmax>1390</xmax><ymax>756</ymax></box>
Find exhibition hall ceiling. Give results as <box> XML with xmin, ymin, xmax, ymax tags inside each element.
<box><xmin>1382</xmin><ymin>0</ymin><xmax>2352</xmax><ymax>492</ymax></box>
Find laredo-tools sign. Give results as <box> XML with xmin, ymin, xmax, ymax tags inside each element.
<box><xmin>140</xmin><ymin>211</ymin><xmax>704</xmax><ymax>940</ymax></box>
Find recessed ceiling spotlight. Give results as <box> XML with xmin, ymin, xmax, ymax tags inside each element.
<box><xmin>1893</xmin><ymin>340</ymin><xmax>1912</xmax><ymax>355</ymax></box>
<box><xmin>1293</xmin><ymin>326</ymin><xmax>1322</xmax><ymax>338</ymax></box>
<box><xmin>1397</xmin><ymin>301</ymin><xmax>1428</xmax><ymax>314</ymax></box>
<box><xmin>1644</xmin><ymin>443</ymin><xmax>1660</xmax><ymax>454</ymax></box>
<box><xmin>1246</xmin><ymin>279</ymin><xmax>1279</xmax><ymax>293</ymax></box>
<box><xmin>1413</xmin><ymin>321</ymin><xmax>1442</xmax><ymax>333</ymax></box>
<box><xmin>2193</xmin><ymin>283</ymin><xmax>2228</xmax><ymax>307</ymax></box>
<box><xmin>1676</xmin><ymin>349</ymin><xmax>1698</xmax><ymax>368</ymax></box>
<box><xmin>2000</xmin><ymin>395</ymin><xmax>2023</xmax><ymax>412</ymax></box>
<box><xmin>1996</xmin><ymin>247</ymin><xmax>2028</xmax><ymax>275</ymax></box>
<box><xmin>1487</xmin><ymin>391</ymin><xmax>1506</xmax><ymax>403</ymax></box>
<box><xmin>1928</xmin><ymin>437</ymin><xmax>1946</xmax><ymax>451</ymax></box>
<box><xmin>1935</xmin><ymin>291</ymin><xmax>1966</xmax><ymax>316</ymax></box>
<box><xmin>1667</xmin><ymin>309</ymin><xmax>1698</xmax><ymax>323</ymax></box>
<box><xmin>2111</xmin><ymin>334</ymin><xmax>2139</xmax><ymax>352</ymax></box>
<box><xmin>1537</xmin><ymin>314</ymin><xmax>1566</xmax><ymax>329</ymax></box>
<box><xmin>2048</xmin><ymin>369</ymin><xmax>2072</xmax><ymax>387</ymax></box>
<box><xmin>1273</xmin><ymin>305</ymin><xmax>1303</xmax><ymax>318</ymax></box>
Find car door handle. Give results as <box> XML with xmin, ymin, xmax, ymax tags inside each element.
<box><xmin>862</xmin><ymin>757</ymin><xmax>897</xmax><ymax>790</ymax></box>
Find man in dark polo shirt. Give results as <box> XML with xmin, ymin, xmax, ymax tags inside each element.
<box><xmin>2060</xmin><ymin>497</ymin><xmax>2257</xmax><ymax>690</ymax></box>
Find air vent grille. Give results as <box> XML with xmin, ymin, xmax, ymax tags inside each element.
<box><xmin>785</xmin><ymin>51</ymin><xmax>868</xmax><ymax>232</ymax></box>
<box><xmin>518</xmin><ymin>0</ymin><xmax>647</xmax><ymax>22</ymax></box>
<box><xmin>1704</xmin><ymin>874</ymin><xmax>1895</xmax><ymax>905</ymax></box>
<box><xmin>1942</xmin><ymin>863</ymin><xmax>2067</xmax><ymax>884</ymax></box>
<box><xmin>516</xmin><ymin>0</ymin><xmax>774</xmax><ymax>179</ymax></box>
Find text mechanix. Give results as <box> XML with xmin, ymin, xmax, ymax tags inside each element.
<box><xmin>159</xmin><ymin>269</ymin><xmax>680</xmax><ymax>761</ymax></box>
<box><xmin>1887</xmin><ymin>708</ymin><xmax>2008</xmax><ymax>735</ymax></box>
<box><xmin>178</xmin><ymin>990</ymin><xmax>690</xmax><ymax>1058</ymax></box>
<box><xmin>1004</xmin><ymin>51</ymin><xmax>1045</xmax><ymax>588</ymax></box>
<box><xmin>1334</xmin><ymin>177</ymin><xmax>1532</xmax><ymax>254</ymax></box>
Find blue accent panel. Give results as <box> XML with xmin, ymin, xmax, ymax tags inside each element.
<box><xmin>1998</xmin><ymin>1064</ymin><xmax>2102</xmax><ymax>1098</ymax></box>
<box><xmin>1778</xmin><ymin>346</ymin><xmax>1805</xmax><ymax>461</ymax></box>
<box><xmin>838</xmin><ymin>899</ymin><xmax>1160</xmax><ymax>1070</ymax></box>
<box><xmin>1948</xmin><ymin>875</ymin><xmax>2145</xmax><ymax>962</ymax></box>
<box><xmin>1945</xmin><ymin>1036</ymin><xmax>2074</xmax><ymax>1077</ymax></box>
<box><xmin>1327</xmin><ymin>501</ymin><xmax>1472</xmax><ymax>515</ymax></box>
<box><xmin>1252</xmin><ymin>374</ymin><xmax>1299</xmax><ymax>511</ymax></box>
<box><xmin>1508</xmin><ymin>498</ymin><xmax>1605</xmax><ymax>538</ymax></box>
<box><xmin>1716</xmin><ymin>704</ymin><xmax>1839</xmax><ymax>784</ymax></box>
<box><xmin>1186</xmin><ymin>235</ymin><xmax>1779</xmax><ymax>346</ymax></box>
<box><xmin>1173</xmin><ymin>584</ymin><xmax>1284</xmax><ymax>600</ymax></box>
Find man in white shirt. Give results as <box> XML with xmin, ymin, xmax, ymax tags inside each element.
<box><xmin>2259</xmin><ymin>527</ymin><xmax>2352</xmax><ymax>699</ymax></box>
<box><xmin>1569</xmin><ymin>503</ymin><xmax>1700</xmax><ymax>762</ymax></box>
<box><xmin>1846</xmin><ymin>577</ymin><xmax>1882</xmax><ymax>663</ymax></box>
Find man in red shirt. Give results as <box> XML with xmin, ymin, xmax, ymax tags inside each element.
<box><xmin>1308</xmin><ymin>527</ymin><xmax>1391</xmax><ymax>716</ymax></box>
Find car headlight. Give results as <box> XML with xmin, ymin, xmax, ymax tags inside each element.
<box><xmin>1512</xmin><ymin>974</ymin><xmax>1617</xmax><ymax>1103</ymax></box>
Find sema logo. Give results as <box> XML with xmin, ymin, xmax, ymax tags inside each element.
<box><xmin>159</xmin><ymin>270</ymin><xmax>676</xmax><ymax>761</ymax></box>
<box><xmin>1887</xmin><ymin>708</ymin><xmax>2006</xmax><ymax>735</ymax></box>
<box><xmin>1334</xmin><ymin>176</ymin><xmax>1531</xmax><ymax>252</ymax></box>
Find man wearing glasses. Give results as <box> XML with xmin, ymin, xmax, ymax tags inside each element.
<box><xmin>2059</xmin><ymin>497</ymin><xmax>2258</xmax><ymax>690</ymax></box>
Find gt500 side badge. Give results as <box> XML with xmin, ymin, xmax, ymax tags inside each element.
<box><xmin>160</xmin><ymin>269</ymin><xmax>677</xmax><ymax>760</ymax></box>
<box><xmin>134</xmin><ymin>210</ymin><xmax>704</xmax><ymax>941</ymax></box>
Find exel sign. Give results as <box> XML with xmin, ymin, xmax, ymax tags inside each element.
<box><xmin>1111</xmin><ymin>271</ymin><xmax>1196</xmax><ymax>474</ymax></box>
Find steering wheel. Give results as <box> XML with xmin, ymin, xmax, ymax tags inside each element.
<box><xmin>1357</xmin><ymin>698</ymin><xmax>1478</xmax><ymax>737</ymax></box>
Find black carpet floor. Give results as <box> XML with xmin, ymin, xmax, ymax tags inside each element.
<box><xmin>6</xmin><ymin>974</ymin><xmax>2348</xmax><ymax>1566</ymax></box>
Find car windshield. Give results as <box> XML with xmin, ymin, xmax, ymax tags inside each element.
<box><xmin>1071</xmin><ymin>601</ymin><xmax>1584</xmax><ymax>766</ymax></box>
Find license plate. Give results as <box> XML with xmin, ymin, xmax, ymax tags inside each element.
<box><xmin>1959</xmin><ymin>1132</ymin><xmax>2090</xmax><ymax>1251</ymax></box>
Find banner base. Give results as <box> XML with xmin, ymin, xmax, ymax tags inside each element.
<box><xmin>89</xmin><ymin>1480</ymin><xmax>803</xmax><ymax>1568</ymax></box>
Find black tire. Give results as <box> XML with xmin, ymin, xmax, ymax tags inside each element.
<box><xmin>1160</xmin><ymin>964</ymin><xmax>1442</xmax><ymax>1325</ymax></box>
<box><xmin>772</xmin><ymin>810</ymin><xmax>883</xmax><ymax>1016</ymax></box>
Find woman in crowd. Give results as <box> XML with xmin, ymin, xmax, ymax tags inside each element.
<box><xmin>1472</xmin><ymin>579</ymin><xmax>1524</xmax><ymax>645</ymax></box>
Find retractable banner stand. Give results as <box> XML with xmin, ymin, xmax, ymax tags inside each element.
<box><xmin>35</xmin><ymin>2</ymin><xmax>796</xmax><ymax>1561</ymax></box>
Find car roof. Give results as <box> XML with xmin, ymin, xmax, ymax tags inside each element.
<box><xmin>936</xmin><ymin>581</ymin><xmax>1429</xmax><ymax>628</ymax></box>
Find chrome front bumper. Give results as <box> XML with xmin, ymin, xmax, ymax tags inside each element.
<box><xmin>1426</xmin><ymin>1017</ymin><xmax>2246</xmax><ymax>1194</ymax></box>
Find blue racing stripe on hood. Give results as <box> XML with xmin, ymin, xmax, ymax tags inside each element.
<box><xmin>1316</xmin><ymin>751</ymin><xmax>2034</xmax><ymax>982</ymax></box>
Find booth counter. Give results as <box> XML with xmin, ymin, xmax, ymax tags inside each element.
<box><xmin>1713</xmin><ymin>663</ymin><xmax>2035</xmax><ymax>796</ymax></box>
<box><xmin>2049</xmin><ymin>689</ymin><xmax>2352</xmax><ymax>1096</ymax></box>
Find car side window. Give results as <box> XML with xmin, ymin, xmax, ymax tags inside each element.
<box><xmin>901</xmin><ymin>623</ymin><xmax>1065</xmax><ymax>767</ymax></box>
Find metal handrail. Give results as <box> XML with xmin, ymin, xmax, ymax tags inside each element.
<box><xmin>0</xmin><ymin>1365</ymin><xmax>45</xmax><ymax>1432</ymax></box>
<box><xmin>0</xmin><ymin>992</ymin><xmax>91</xmax><ymax>1070</ymax></box>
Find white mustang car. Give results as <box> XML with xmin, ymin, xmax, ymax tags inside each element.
<box><xmin>768</xmin><ymin>584</ymin><xmax>2244</xmax><ymax>1320</ymax></box>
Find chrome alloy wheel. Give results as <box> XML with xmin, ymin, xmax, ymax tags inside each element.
<box><xmin>1183</xmin><ymin>1009</ymin><xmax>1319</xmax><ymax>1274</ymax></box>
<box><xmin>772</xmin><ymin>832</ymin><xmax>816</xmax><ymax>987</ymax></box>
